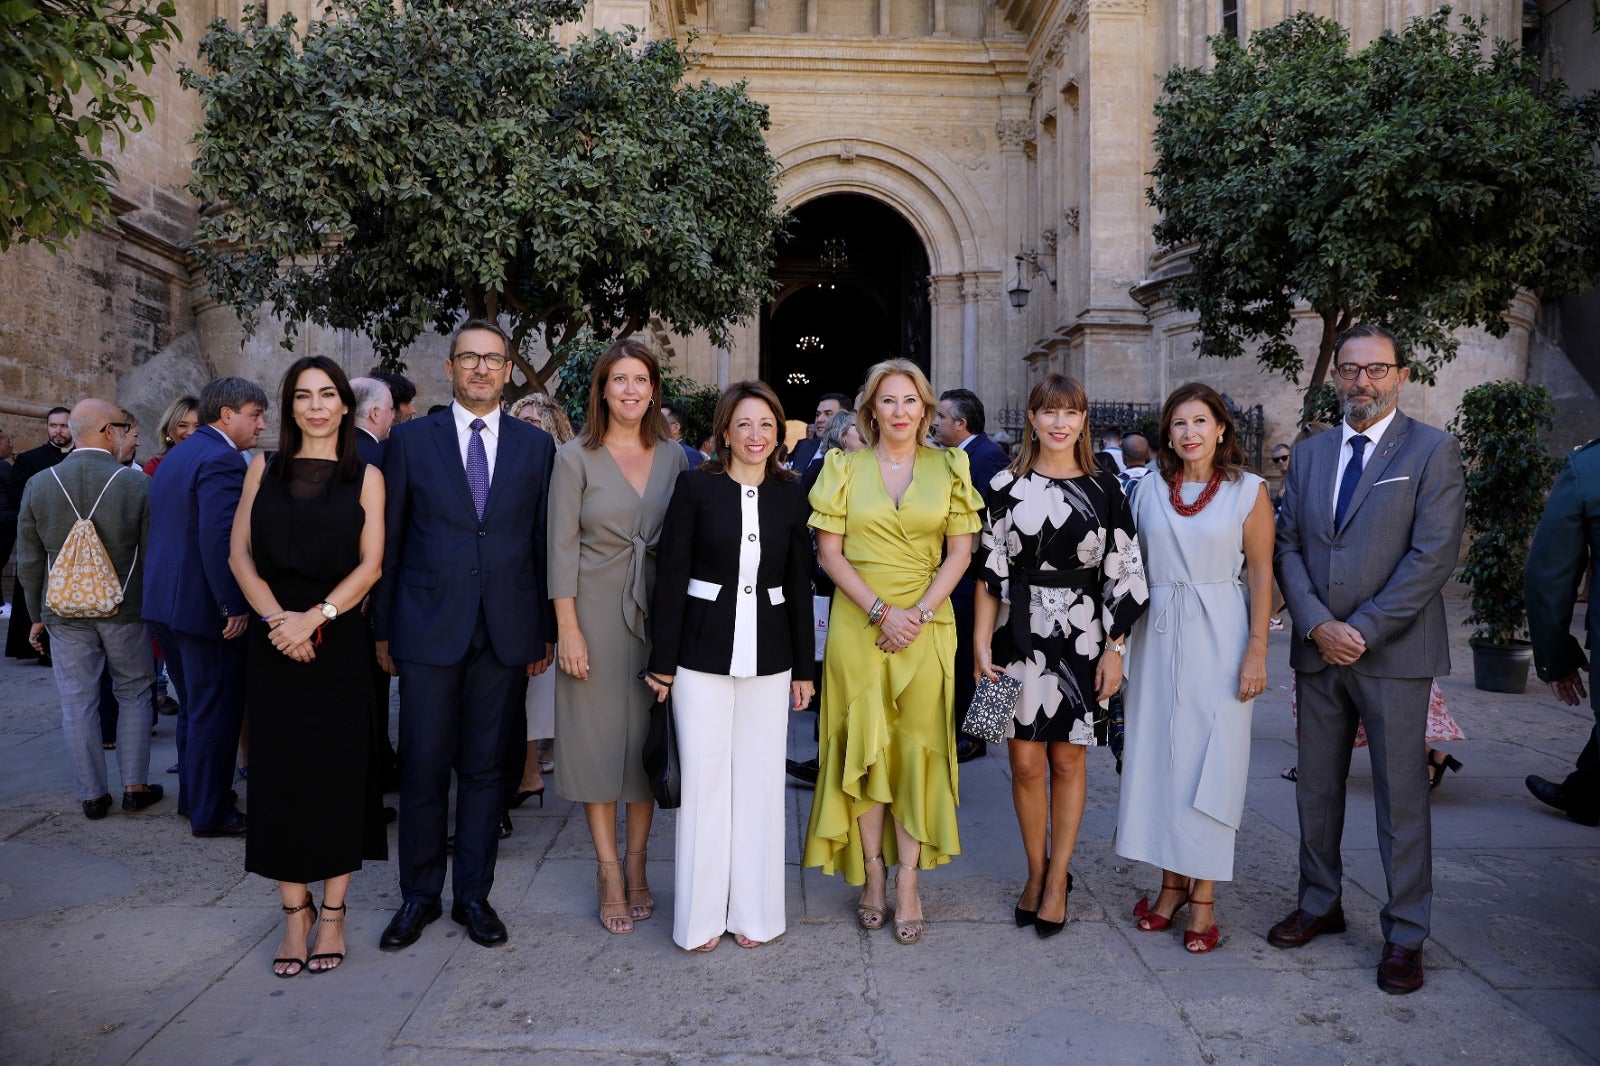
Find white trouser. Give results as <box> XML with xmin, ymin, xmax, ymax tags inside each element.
<box><xmin>672</xmin><ymin>667</ymin><xmax>790</xmax><ymax>949</ymax></box>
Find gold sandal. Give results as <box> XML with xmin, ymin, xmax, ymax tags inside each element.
<box><xmin>893</xmin><ymin>864</ymin><xmax>925</xmax><ymax>945</ymax></box>
<box><xmin>857</xmin><ymin>855</ymin><xmax>886</xmax><ymax>931</ymax></box>
<box><xmin>625</xmin><ymin>849</ymin><xmax>655</xmax><ymax>921</ymax></box>
<box><xmin>596</xmin><ymin>860</ymin><xmax>633</xmax><ymax>935</ymax></box>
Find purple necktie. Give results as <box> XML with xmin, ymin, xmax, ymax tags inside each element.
<box><xmin>467</xmin><ymin>418</ymin><xmax>489</xmax><ymax>520</ymax></box>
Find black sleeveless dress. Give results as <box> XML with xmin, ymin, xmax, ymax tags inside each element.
<box><xmin>244</xmin><ymin>456</ymin><xmax>386</xmax><ymax>883</ymax></box>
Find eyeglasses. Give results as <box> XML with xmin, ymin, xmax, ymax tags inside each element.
<box><xmin>1333</xmin><ymin>362</ymin><xmax>1398</xmax><ymax>381</ymax></box>
<box><xmin>1272</xmin><ymin>455</ymin><xmax>1290</xmax><ymax>464</ymax></box>
<box><xmin>103</xmin><ymin>422</ymin><xmax>132</xmax><ymax>433</ymax></box>
<box><xmin>452</xmin><ymin>351</ymin><xmax>509</xmax><ymax>371</ymax></box>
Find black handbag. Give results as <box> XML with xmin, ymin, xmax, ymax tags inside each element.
<box><xmin>639</xmin><ymin>671</ymin><xmax>682</xmax><ymax>809</ymax></box>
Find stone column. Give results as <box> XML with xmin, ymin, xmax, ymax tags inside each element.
<box><xmin>932</xmin><ymin>0</ymin><xmax>948</xmax><ymax>37</ymax></box>
<box><xmin>928</xmin><ymin>274</ymin><xmax>965</xmax><ymax>394</ymax></box>
<box><xmin>960</xmin><ymin>274</ymin><xmax>980</xmax><ymax>391</ymax></box>
<box><xmin>877</xmin><ymin>0</ymin><xmax>890</xmax><ymax>36</ymax></box>
<box><xmin>751</xmin><ymin>0</ymin><xmax>767</xmax><ymax>31</ymax></box>
<box><xmin>805</xmin><ymin>0</ymin><xmax>817</xmax><ymax>34</ymax></box>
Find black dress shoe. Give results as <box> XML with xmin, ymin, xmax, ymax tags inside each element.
<box><xmin>1266</xmin><ymin>906</ymin><xmax>1346</xmax><ymax>948</ymax></box>
<box><xmin>155</xmin><ymin>694</ymin><xmax>180</xmax><ymax>716</ymax></box>
<box><xmin>785</xmin><ymin>758</ymin><xmax>819</xmax><ymax>786</ymax></box>
<box><xmin>383</xmin><ymin>805</ymin><xmax>398</xmax><ymax>825</ymax></box>
<box><xmin>193</xmin><ymin>811</ymin><xmax>247</xmax><ymax>837</ymax></box>
<box><xmin>956</xmin><ymin>736</ymin><xmax>987</xmax><ymax>763</ymax></box>
<box><xmin>451</xmin><ymin>899</ymin><xmax>508</xmax><ymax>947</ymax></box>
<box><xmin>82</xmin><ymin>794</ymin><xmax>113</xmax><ymax>820</ymax></box>
<box><xmin>380</xmin><ymin>900</ymin><xmax>443</xmax><ymax>951</ymax></box>
<box><xmin>121</xmin><ymin>785</ymin><xmax>165</xmax><ymax>812</ymax></box>
<box><xmin>1525</xmin><ymin>775</ymin><xmax>1600</xmax><ymax>826</ymax></box>
<box><xmin>500</xmin><ymin>811</ymin><xmax>514</xmax><ymax>839</ymax></box>
<box><xmin>1377</xmin><ymin>942</ymin><xmax>1424</xmax><ymax>994</ymax></box>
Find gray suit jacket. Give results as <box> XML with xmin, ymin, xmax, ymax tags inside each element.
<box><xmin>17</xmin><ymin>449</ymin><xmax>149</xmax><ymax>625</ymax></box>
<box><xmin>1274</xmin><ymin>410</ymin><xmax>1465</xmax><ymax>678</ymax></box>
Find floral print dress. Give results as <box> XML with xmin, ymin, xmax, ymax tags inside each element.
<box><xmin>980</xmin><ymin>469</ymin><xmax>1148</xmax><ymax>744</ymax></box>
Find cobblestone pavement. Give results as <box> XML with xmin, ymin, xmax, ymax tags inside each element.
<box><xmin>0</xmin><ymin>586</ymin><xmax>1595</xmax><ymax>1064</ymax></box>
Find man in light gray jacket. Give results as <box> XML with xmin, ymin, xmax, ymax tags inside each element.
<box><xmin>18</xmin><ymin>399</ymin><xmax>163</xmax><ymax>821</ymax></box>
<box><xmin>1270</xmin><ymin>324</ymin><xmax>1466</xmax><ymax>995</ymax></box>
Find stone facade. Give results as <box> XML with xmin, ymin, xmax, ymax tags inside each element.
<box><xmin>0</xmin><ymin>0</ymin><xmax>1592</xmax><ymax>459</ymax></box>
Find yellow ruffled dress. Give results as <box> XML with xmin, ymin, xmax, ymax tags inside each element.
<box><xmin>801</xmin><ymin>446</ymin><xmax>984</xmax><ymax>884</ymax></box>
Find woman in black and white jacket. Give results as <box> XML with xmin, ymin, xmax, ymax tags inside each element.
<box><xmin>645</xmin><ymin>381</ymin><xmax>815</xmax><ymax>952</ymax></box>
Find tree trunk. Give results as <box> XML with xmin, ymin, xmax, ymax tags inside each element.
<box><xmin>1301</xmin><ymin>308</ymin><xmax>1351</xmax><ymax>423</ymax></box>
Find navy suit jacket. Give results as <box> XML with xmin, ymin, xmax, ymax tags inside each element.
<box><xmin>143</xmin><ymin>424</ymin><xmax>249</xmax><ymax>638</ymax></box>
<box><xmin>955</xmin><ymin>433</ymin><xmax>1010</xmax><ymax>591</ymax></box>
<box><xmin>372</xmin><ymin>408</ymin><xmax>556</xmax><ymax>667</ymax></box>
<box><xmin>356</xmin><ymin>429</ymin><xmax>386</xmax><ymax>470</ymax></box>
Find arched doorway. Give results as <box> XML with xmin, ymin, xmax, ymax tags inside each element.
<box><xmin>762</xmin><ymin>194</ymin><xmax>931</xmax><ymax>423</ymax></box>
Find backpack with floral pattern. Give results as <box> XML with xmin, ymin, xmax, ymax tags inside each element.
<box><xmin>44</xmin><ymin>467</ymin><xmax>134</xmax><ymax>619</ymax></box>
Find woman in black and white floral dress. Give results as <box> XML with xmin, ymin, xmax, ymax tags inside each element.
<box><xmin>974</xmin><ymin>373</ymin><xmax>1148</xmax><ymax>939</ymax></box>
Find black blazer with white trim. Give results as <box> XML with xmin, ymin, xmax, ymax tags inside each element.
<box><xmin>647</xmin><ymin>467</ymin><xmax>815</xmax><ymax>680</ymax></box>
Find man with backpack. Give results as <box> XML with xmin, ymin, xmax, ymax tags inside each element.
<box><xmin>16</xmin><ymin>399</ymin><xmax>163</xmax><ymax>820</ymax></box>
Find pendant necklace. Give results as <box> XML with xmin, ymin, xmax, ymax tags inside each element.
<box><xmin>876</xmin><ymin>448</ymin><xmax>913</xmax><ymax>472</ymax></box>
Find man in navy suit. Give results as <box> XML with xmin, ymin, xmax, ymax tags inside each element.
<box><xmin>350</xmin><ymin>376</ymin><xmax>401</xmax><ymax>795</ymax></box>
<box><xmin>373</xmin><ymin>319</ymin><xmax>556</xmax><ymax>951</ymax></box>
<box><xmin>144</xmin><ymin>378</ymin><xmax>268</xmax><ymax>837</ymax></box>
<box><xmin>934</xmin><ymin>389</ymin><xmax>1011</xmax><ymax>762</ymax></box>
<box><xmin>350</xmin><ymin>376</ymin><xmax>396</xmax><ymax>469</ymax></box>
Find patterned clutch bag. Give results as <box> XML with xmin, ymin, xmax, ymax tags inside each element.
<box><xmin>962</xmin><ymin>673</ymin><xmax>1021</xmax><ymax>746</ymax></box>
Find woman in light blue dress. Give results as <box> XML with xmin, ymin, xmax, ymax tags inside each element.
<box><xmin>1115</xmin><ymin>382</ymin><xmax>1274</xmax><ymax>954</ymax></box>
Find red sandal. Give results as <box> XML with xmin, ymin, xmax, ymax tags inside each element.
<box><xmin>1133</xmin><ymin>879</ymin><xmax>1190</xmax><ymax>932</ymax></box>
<box><xmin>1183</xmin><ymin>899</ymin><xmax>1220</xmax><ymax>953</ymax></box>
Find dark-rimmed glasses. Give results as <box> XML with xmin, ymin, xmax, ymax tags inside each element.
<box><xmin>452</xmin><ymin>351</ymin><xmax>509</xmax><ymax>370</ymax></box>
<box><xmin>1333</xmin><ymin>362</ymin><xmax>1397</xmax><ymax>381</ymax></box>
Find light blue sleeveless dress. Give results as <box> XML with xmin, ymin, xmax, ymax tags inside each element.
<box><xmin>1114</xmin><ymin>471</ymin><xmax>1264</xmax><ymax>882</ymax></box>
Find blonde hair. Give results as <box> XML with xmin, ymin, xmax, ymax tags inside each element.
<box><xmin>508</xmin><ymin>393</ymin><xmax>574</xmax><ymax>445</ymax></box>
<box><xmin>857</xmin><ymin>358</ymin><xmax>936</xmax><ymax>448</ymax></box>
<box><xmin>1009</xmin><ymin>373</ymin><xmax>1099</xmax><ymax>478</ymax></box>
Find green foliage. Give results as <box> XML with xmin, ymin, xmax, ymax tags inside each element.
<box><xmin>1448</xmin><ymin>380</ymin><xmax>1560</xmax><ymax>644</ymax></box>
<box><xmin>1149</xmin><ymin>8</ymin><xmax>1600</xmax><ymax>399</ymax></box>
<box><xmin>1301</xmin><ymin>384</ymin><xmax>1342</xmax><ymax>429</ymax></box>
<box><xmin>1</xmin><ymin>0</ymin><xmax>181</xmax><ymax>250</ymax></box>
<box><xmin>181</xmin><ymin>0</ymin><xmax>783</xmax><ymax>383</ymax></box>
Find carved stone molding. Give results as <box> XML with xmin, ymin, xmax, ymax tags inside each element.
<box><xmin>995</xmin><ymin>119</ymin><xmax>1034</xmax><ymax>149</ymax></box>
<box><xmin>927</xmin><ymin>274</ymin><xmax>964</xmax><ymax>307</ymax></box>
<box><xmin>837</xmin><ymin>139</ymin><xmax>857</xmax><ymax>163</ymax></box>
<box><xmin>1040</xmin><ymin>227</ymin><xmax>1057</xmax><ymax>251</ymax></box>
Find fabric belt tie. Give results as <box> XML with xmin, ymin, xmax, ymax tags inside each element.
<box><xmin>1151</xmin><ymin>577</ymin><xmax>1240</xmax><ymax>769</ymax></box>
<box><xmin>1008</xmin><ymin>566</ymin><xmax>1098</xmax><ymax>659</ymax></box>
<box><xmin>621</xmin><ymin>531</ymin><xmax>654</xmax><ymax>642</ymax></box>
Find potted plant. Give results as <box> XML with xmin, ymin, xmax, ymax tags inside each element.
<box><xmin>1448</xmin><ymin>380</ymin><xmax>1560</xmax><ymax>693</ymax></box>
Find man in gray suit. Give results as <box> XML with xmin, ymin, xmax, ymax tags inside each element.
<box><xmin>17</xmin><ymin>399</ymin><xmax>164</xmax><ymax>820</ymax></box>
<box><xmin>1270</xmin><ymin>324</ymin><xmax>1466</xmax><ymax>994</ymax></box>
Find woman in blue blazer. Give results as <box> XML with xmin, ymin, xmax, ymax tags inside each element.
<box><xmin>645</xmin><ymin>381</ymin><xmax>815</xmax><ymax>952</ymax></box>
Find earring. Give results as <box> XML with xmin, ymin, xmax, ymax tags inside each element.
<box><xmin>1218</xmin><ymin>431</ymin><xmax>1224</xmax><ymax>441</ymax></box>
<box><xmin>1030</xmin><ymin>429</ymin><xmax>1038</xmax><ymax>441</ymax></box>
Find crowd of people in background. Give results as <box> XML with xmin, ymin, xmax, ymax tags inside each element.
<box><xmin>2</xmin><ymin>320</ymin><xmax>1596</xmax><ymax>994</ymax></box>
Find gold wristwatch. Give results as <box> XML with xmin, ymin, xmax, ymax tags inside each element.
<box><xmin>916</xmin><ymin>601</ymin><xmax>934</xmax><ymax>624</ymax></box>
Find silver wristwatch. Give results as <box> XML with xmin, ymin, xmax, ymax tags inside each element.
<box><xmin>319</xmin><ymin>600</ymin><xmax>339</xmax><ymax>621</ymax></box>
<box><xmin>916</xmin><ymin>601</ymin><xmax>934</xmax><ymax>624</ymax></box>
<box><xmin>1104</xmin><ymin>638</ymin><xmax>1126</xmax><ymax>655</ymax></box>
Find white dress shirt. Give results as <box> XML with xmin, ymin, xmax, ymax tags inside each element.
<box><xmin>451</xmin><ymin>402</ymin><xmax>501</xmax><ymax>480</ymax></box>
<box><xmin>1332</xmin><ymin>407</ymin><xmax>1397</xmax><ymax>511</ymax></box>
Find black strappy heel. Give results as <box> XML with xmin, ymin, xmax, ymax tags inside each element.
<box><xmin>307</xmin><ymin>902</ymin><xmax>346</xmax><ymax>974</ymax></box>
<box><xmin>274</xmin><ymin>894</ymin><xmax>316</xmax><ymax>978</ymax></box>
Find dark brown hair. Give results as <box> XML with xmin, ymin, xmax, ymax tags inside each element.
<box><xmin>275</xmin><ymin>355</ymin><xmax>361</xmax><ymax>483</ymax></box>
<box><xmin>702</xmin><ymin>380</ymin><xmax>796</xmax><ymax>482</ymax></box>
<box><xmin>1008</xmin><ymin>373</ymin><xmax>1099</xmax><ymax>478</ymax></box>
<box><xmin>1154</xmin><ymin>382</ymin><xmax>1247</xmax><ymax>483</ymax></box>
<box><xmin>579</xmin><ymin>338</ymin><xmax>671</xmax><ymax>450</ymax></box>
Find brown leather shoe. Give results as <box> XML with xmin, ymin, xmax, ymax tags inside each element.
<box><xmin>1266</xmin><ymin>906</ymin><xmax>1347</xmax><ymax>948</ymax></box>
<box><xmin>1377</xmin><ymin>942</ymin><xmax>1424</xmax><ymax>994</ymax></box>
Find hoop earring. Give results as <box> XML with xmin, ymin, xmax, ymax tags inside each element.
<box><xmin>1030</xmin><ymin>429</ymin><xmax>1038</xmax><ymax>441</ymax></box>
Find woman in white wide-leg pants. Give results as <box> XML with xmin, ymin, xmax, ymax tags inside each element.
<box><xmin>645</xmin><ymin>382</ymin><xmax>816</xmax><ymax>952</ymax></box>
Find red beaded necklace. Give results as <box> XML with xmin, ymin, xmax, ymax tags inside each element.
<box><xmin>1168</xmin><ymin>468</ymin><xmax>1225</xmax><ymax>516</ymax></box>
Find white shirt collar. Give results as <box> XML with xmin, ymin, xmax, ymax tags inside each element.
<box><xmin>1340</xmin><ymin>407</ymin><xmax>1397</xmax><ymax>452</ymax></box>
<box><xmin>956</xmin><ymin>434</ymin><xmax>976</xmax><ymax>452</ymax></box>
<box><xmin>357</xmin><ymin>426</ymin><xmax>379</xmax><ymax>443</ymax></box>
<box><xmin>451</xmin><ymin>402</ymin><xmax>500</xmax><ymax>436</ymax></box>
<box><xmin>72</xmin><ymin>447</ymin><xmax>112</xmax><ymax>456</ymax></box>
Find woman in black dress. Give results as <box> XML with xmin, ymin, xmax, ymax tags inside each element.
<box><xmin>973</xmin><ymin>373</ymin><xmax>1148</xmax><ymax>938</ymax></box>
<box><xmin>230</xmin><ymin>356</ymin><xmax>386</xmax><ymax>977</ymax></box>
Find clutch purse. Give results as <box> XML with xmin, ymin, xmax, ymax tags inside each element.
<box><xmin>639</xmin><ymin>671</ymin><xmax>682</xmax><ymax>810</ymax></box>
<box><xmin>962</xmin><ymin>673</ymin><xmax>1021</xmax><ymax>746</ymax></box>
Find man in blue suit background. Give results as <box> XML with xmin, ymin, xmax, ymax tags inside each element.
<box><xmin>373</xmin><ymin>319</ymin><xmax>556</xmax><ymax>951</ymax></box>
<box><xmin>934</xmin><ymin>388</ymin><xmax>1011</xmax><ymax>762</ymax></box>
<box><xmin>144</xmin><ymin>377</ymin><xmax>267</xmax><ymax>837</ymax></box>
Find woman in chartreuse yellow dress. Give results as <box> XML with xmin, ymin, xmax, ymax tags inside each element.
<box><xmin>802</xmin><ymin>358</ymin><xmax>983</xmax><ymax>945</ymax></box>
